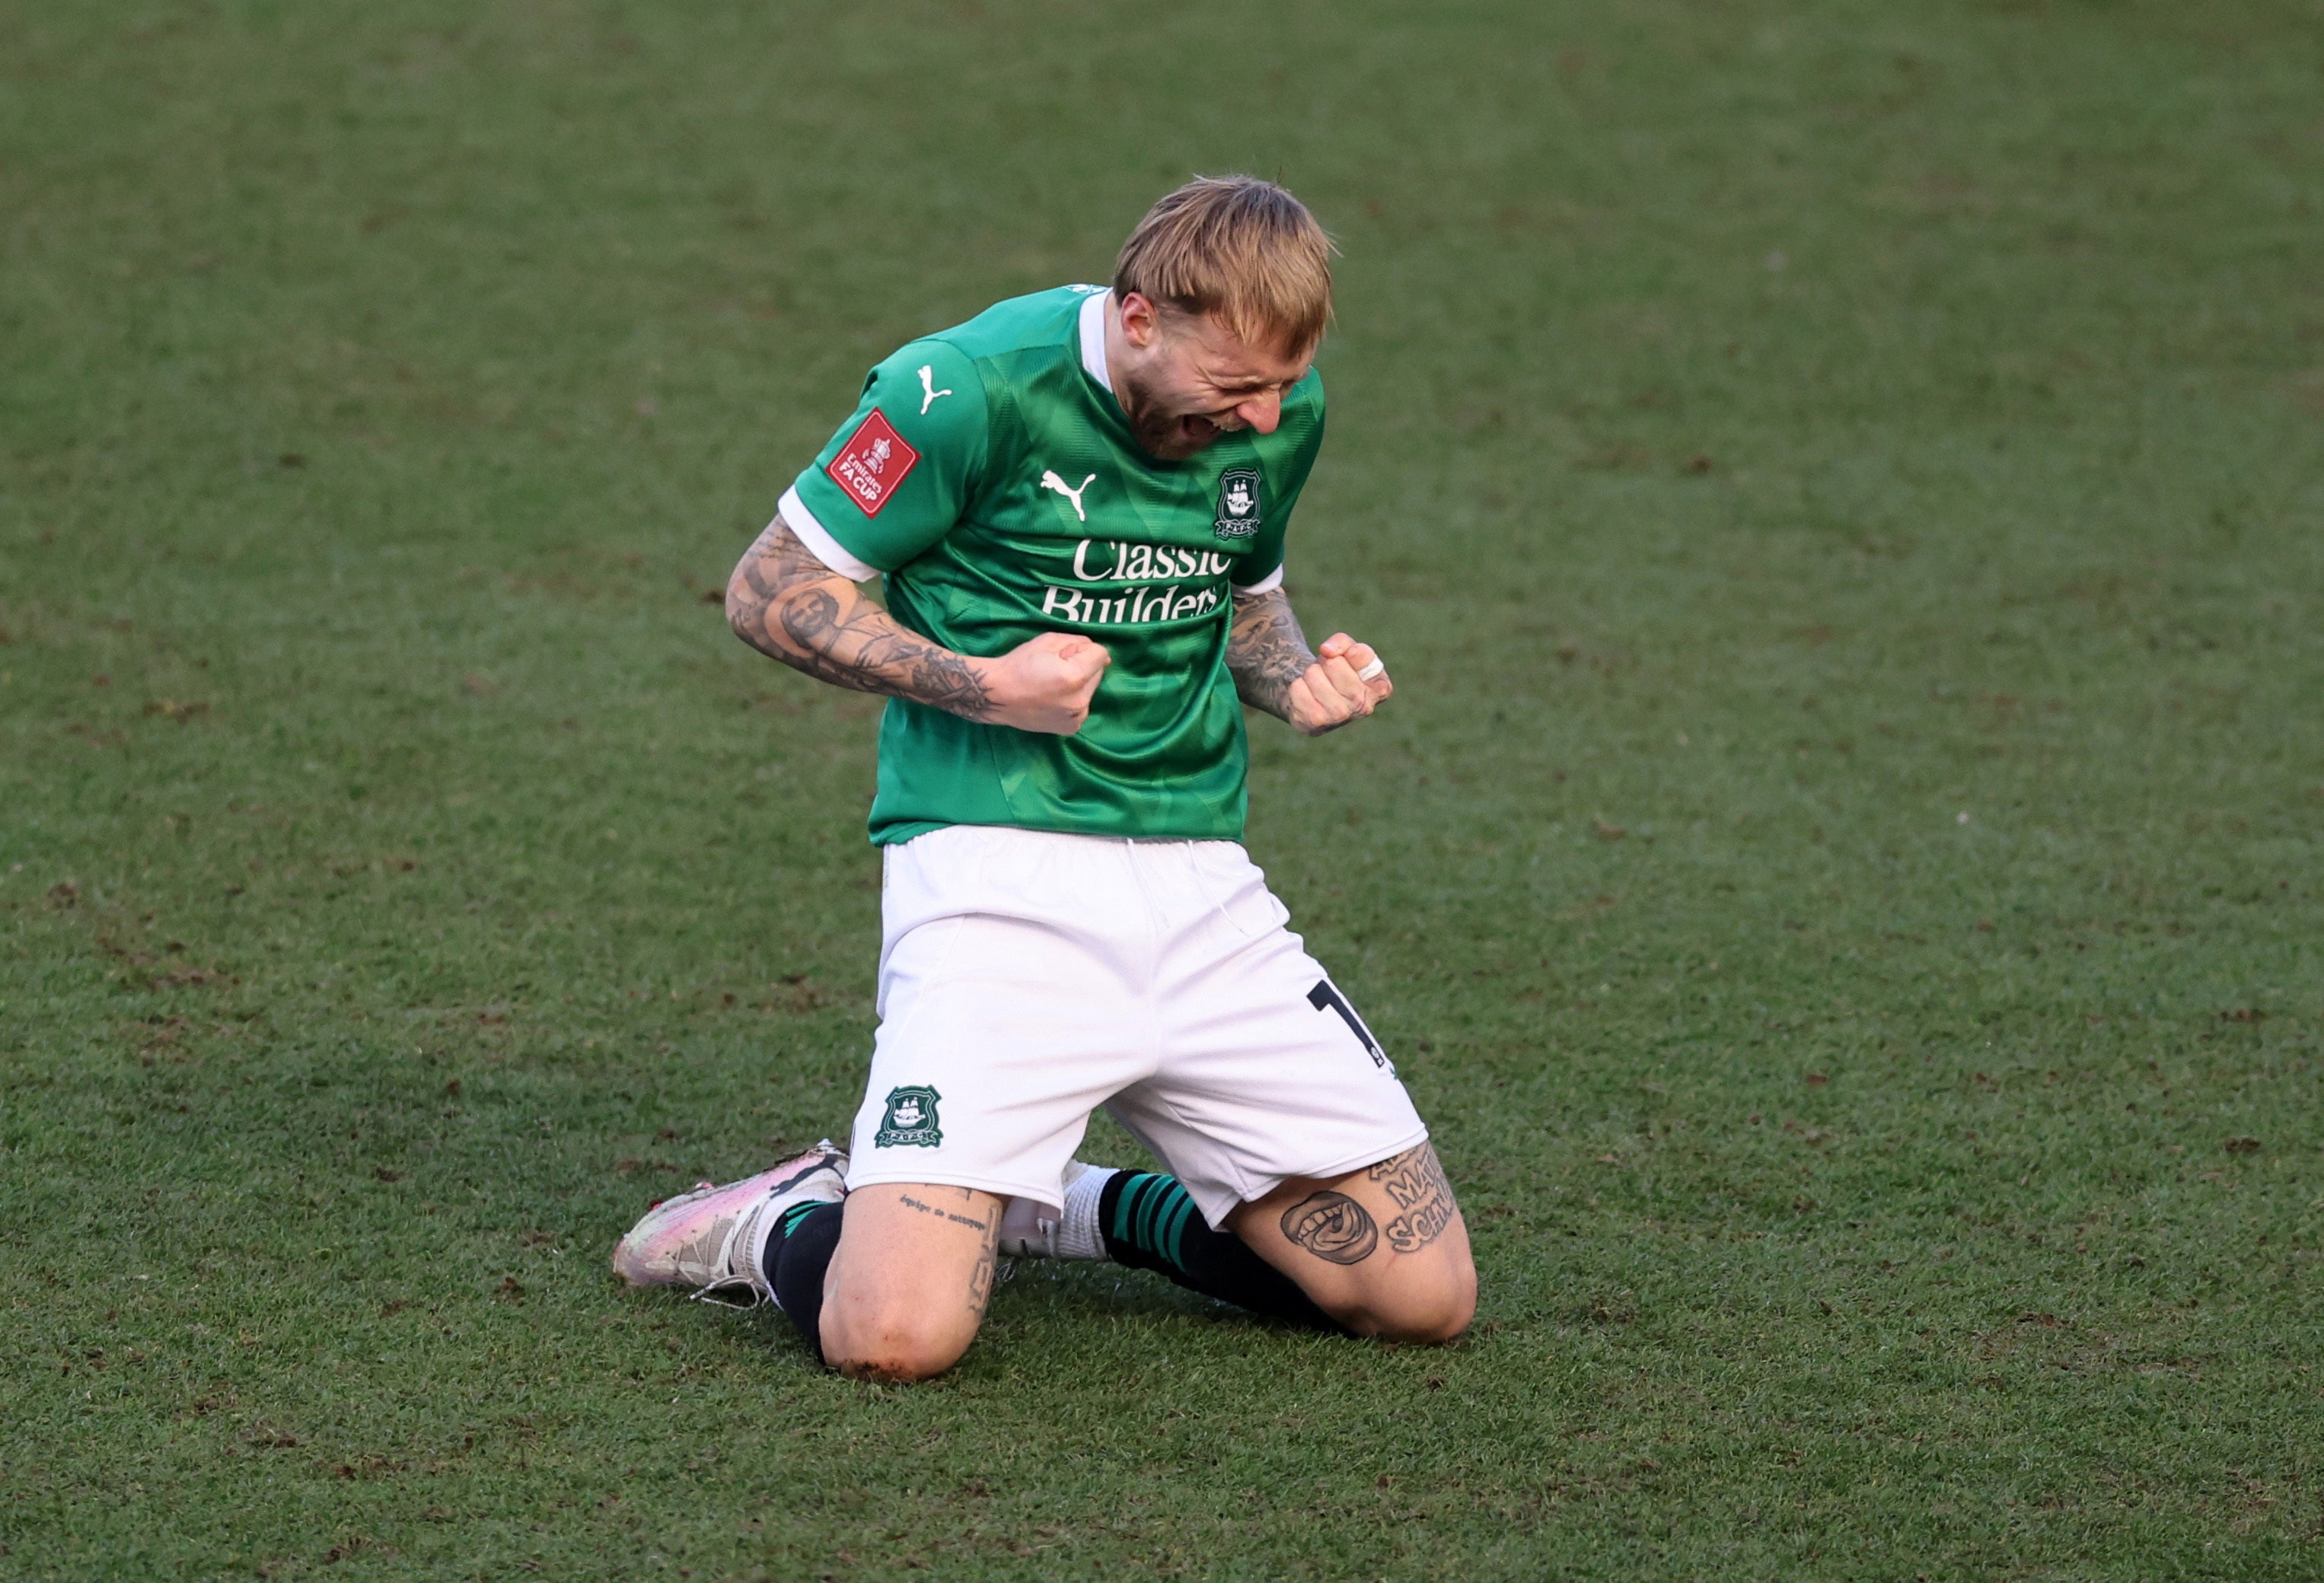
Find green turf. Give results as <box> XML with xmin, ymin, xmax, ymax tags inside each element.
<box><xmin>5</xmin><ymin>0</ymin><xmax>2322</xmax><ymax>1576</ymax></box>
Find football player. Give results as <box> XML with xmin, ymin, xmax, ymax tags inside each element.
<box><xmin>614</xmin><ymin>176</ymin><xmax>1474</xmax><ymax>1379</ymax></box>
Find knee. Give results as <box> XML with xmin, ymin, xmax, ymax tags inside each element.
<box><xmin>820</xmin><ymin>1302</ymin><xmax>975</xmax><ymax>1383</ymax></box>
<box><xmin>1338</xmin><ymin>1259</ymin><xmax>1478</xmax><ymax>1346</ymax></box>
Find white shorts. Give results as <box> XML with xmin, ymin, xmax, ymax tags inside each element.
<box><xmin>843</xmin><ymin>824</ymin><xmax>1429</xmax><ymax>1228</ymax></box>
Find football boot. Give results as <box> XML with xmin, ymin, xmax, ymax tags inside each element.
<box><xmin>610</xmin><ymin>1141</ymin><xmax>846</xmax><ymax>1306</ymax></box>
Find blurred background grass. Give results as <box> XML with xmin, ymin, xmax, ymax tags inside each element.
<box><xmin>3</xmin><ymin>1</ymin><xmax>2321</xmax><ymax>1577</ymax></box>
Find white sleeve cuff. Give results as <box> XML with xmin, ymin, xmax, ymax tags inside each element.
<box><xmin>1231</xmin><ymin>562</ymin><xmax>1285</xmax><ymax>594</ymax></box>
<box><xmin>777</xmin><ymin>486</ymin><xmax>881</xmax><ymax>582</ymax></box>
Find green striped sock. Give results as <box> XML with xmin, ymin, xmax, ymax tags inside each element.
<box><xmin>1093</xmin><ymin>1169</ymin><xmax>1342</xmax><ymax>1332</ymax></box>
<box><xmin>1101</xmin><ymin>1171</ymin><xmax>1202</xmax><ymax>1274</ymax></box>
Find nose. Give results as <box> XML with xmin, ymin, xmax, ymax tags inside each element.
<box><xmin>1232</xmin><ymin>390</ymin><xmax>1283</xmax><ymax>435</ymax></box>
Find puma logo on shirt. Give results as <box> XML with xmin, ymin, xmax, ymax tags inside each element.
<box><xmin>1039</xmin><ymin>470</ymin><xmax>1098</xmax><ymax>522</ymax></box>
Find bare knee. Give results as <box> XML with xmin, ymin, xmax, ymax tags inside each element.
<box><xmin>821</xmin><ymin>1303</ymin><xmax>974</xmax><ymax>1382</ymax></box>
<box><xmin>1333</xmin><ymin>1260</ymin><xmax>1478</xmax><ymax>1346</ymax></box>
<box><xmin>1379</xmin><ymin>1283</ymin><xmax>1478</xmax><ymax>1345</ymax></box>
<box><xmin>816</xmin><ymin>1183</ymin><xmax>1001</xmax><ymax>1382</ymax></box>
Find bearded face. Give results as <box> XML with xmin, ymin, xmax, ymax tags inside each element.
<box><xmin>1108</xmin><ymin>296</ymin><xmax>1313</xmax><ymax>463</ymax></box>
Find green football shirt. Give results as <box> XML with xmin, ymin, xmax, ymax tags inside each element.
<box><xmin>783</xmin><ymin>285</ymin><xmax>1325</xmax><ymax>846</ymax></box>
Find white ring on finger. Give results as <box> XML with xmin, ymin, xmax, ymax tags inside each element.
<box><xmin>1356</xmin><ymin>656</ymin><xmax>1386</xmax><ymax>683</ymax></box>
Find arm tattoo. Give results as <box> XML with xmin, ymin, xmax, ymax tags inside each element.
<box><xmin>1280</xmin><ymin>1190</ymin><xmax>1379</xmax><ymax>1265</ymax></box>
<box><xmin>1226</xmin><ymin>586</ymin><xmax>1319</xmax><ymax>724</ymax></box>
<box><xmin>726</xmin><ymin>513</ymin><xmax>995</xmax><ymax>721</ymax></box>
<box><xmin>1367</xmin><ymin>1145</ymin><xmax>1457</xmax><ymax>1254</ymax></box>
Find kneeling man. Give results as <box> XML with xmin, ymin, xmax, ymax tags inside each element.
<box><xmin>614</xmin><ymin>175</ymin><xmax>1474</xmax><ymax>1379</ymax></box>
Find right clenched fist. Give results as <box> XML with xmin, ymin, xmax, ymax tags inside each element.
<box><xmin>979</xmin><ymin>631</ymin><xmax>1111</xmax><ymax>735</ymax></box>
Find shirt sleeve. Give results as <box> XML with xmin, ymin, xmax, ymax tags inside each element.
<box><xmin>1230</xmin><ymin>371</ymin><xmax>1325</xmax><ymax>593</ymax></box>
<box><xmin>784</xmin><ymin>339</ymin><xmax>988</xmax><ymax>578</ymax></box>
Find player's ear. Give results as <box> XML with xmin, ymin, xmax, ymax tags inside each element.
<box><xmin>1118</xmin><ymin>291</ymin><xmax>1160</xmax><ymax>350</ymax></box>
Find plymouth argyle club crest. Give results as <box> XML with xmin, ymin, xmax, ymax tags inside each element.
<box><xmin>874</xmin><ymin>1085</ymin><xmax>943</xmax><ymax>1148</ymax></box>
<box><xmin>1213</xmin><ymin>468</ymin><xmax>1262</xmax><ymax>540</ymax></box>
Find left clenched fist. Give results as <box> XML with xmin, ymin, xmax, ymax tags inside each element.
<box><xmin>1286</xmin><ymin>632</ymin><xmax>1392</xmax><ymax>737</ymax></box>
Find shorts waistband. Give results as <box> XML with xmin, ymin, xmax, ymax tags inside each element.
<box><xmin>899</xmin><ymin>823</ymin><xmax>1238</xmax><ymax>852</ymax></box>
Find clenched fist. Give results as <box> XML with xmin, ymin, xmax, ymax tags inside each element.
<box><xmin>1284</xmin><ymin>632</ymin><xmax>1392</xmax><ymax>737</ymax></box>
<box><xmin>979</xmin><ymin>631</ymin><xmax>1111</xmax><ymax>734</ymax></box>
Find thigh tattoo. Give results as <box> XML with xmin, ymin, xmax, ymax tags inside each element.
<box><xmin>1280</xmin><ymin>1190</ymin><xmax>1379</xmax><ymax>1265</ymax></box>
<box><xmin>1367</xmin><ymin>1145</ymin><xmax>1456</xmax><ymax>1253</ymax></box>
<box><xmin>896</xmin><ymin>1190</ymin><xmax>999</xmax><ymax>1316</ymax></box>
<box><xmin>966</xmin><ymin>1238</ymin><xmax>996</xmax><ymax>1317</ymax></box>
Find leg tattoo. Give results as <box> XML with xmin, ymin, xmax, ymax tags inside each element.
<box><xmin>1279</xmin><ymin>1190</ymin><xmax>1379</xmax><ymax>1265</ymax></box>
<box><xmin>1366</xmin><ymin>1146</ymin><xmax>1456</xmax><ymax>1254</ymax></box>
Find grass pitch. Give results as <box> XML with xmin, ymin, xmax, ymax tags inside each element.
<box><xmin>5</xmin><ymin>1</ymin><xmax>2322</xmax><ymax>1577</ymax></box>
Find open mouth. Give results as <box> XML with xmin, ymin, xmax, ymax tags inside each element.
<box><xmin>1128</xmin><ymin>403</ymin><xmax>1229</xmax><ymax>460</ymax></box>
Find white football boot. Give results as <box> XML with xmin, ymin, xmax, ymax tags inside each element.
<box><xmin>610</xmin><ymin>1141</ymin><xmax>846</xmax><ymax>1307</ymax></box>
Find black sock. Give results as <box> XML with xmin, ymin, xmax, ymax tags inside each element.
<box><xmin>770</xmin><ymin>1200</ymin><xmax>845</xmax><ymax>1364</ymax></box>
<box><xmin>1098</xmin><ymin>1171</ymin><xmax>1344</xmax><ymax>1333</ymax></box>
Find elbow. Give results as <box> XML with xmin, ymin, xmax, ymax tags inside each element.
<box><xmin>724</xmin><ymin>571</ymin><xmax>766</xmax><ymax>649</ymax></box>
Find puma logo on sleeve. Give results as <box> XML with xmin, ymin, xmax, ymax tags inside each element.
<box><xmin>917</xmin><ymin>365</ymin><xmax>954</xmax><ymax>415</ymax></box>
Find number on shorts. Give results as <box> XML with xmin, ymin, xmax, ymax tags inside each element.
<box><xmin>1308</xmin><ymin>979</ymin><xmax>1387</xmax><ymax>1069</ymax></box>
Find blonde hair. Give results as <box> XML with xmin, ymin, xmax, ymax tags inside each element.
<box><xmin>1113</xmin><ymin>175</ymin><xmax>1335</xmax><ymax>355</ymax></box>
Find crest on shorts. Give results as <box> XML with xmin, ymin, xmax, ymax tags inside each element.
<box><xmin>1214</xmin><ymin>468</ymin><xmax>1262</xmax><ymax>540</ymax></box>
<box><xmin>875</xmin><ymin>1085</ymin><xmax>943</xmax><ymax>1148</ymax></box>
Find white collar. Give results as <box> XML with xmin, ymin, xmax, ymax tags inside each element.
<box><xmin>1078</xmin><ymin>288</ymin><xmax>1114</xmax><ymax>395</ymax></box>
